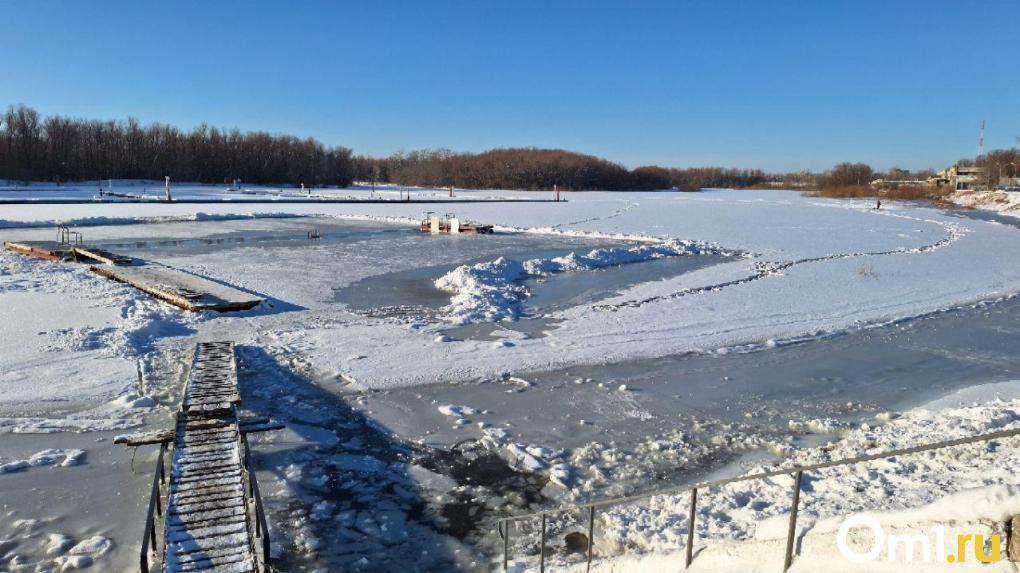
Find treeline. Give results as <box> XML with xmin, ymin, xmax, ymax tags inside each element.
<box><xmin>1</xmin><ymin>105</ymin><xmax>774</xmax><ymax>191</ymax></box>
<box><xmin>969</xmin><ymin>148</ymin><xmax>1020</xmax><ymax>180</ymax></box>
<box><xmin>0</xmin><ymin>105</ymin><xmax>356</xmax><ymax>186</ymax></box>
<box><xmin>352</xmin><ymin>148</ymin><xmax>767</xmax><ymax>191</ymax></box>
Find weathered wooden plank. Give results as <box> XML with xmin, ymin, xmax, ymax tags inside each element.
<box><xmin>161</xmin><ymin>342</ymin><xmax>264</xmax><ymax>573</ymax></box>
<box><xmin>168</xmin><ymin>507</ymin><xmax>247</xmax><ymax>528</ymax></box>
<box><xmin>70</xmin><ymin>245</ymin><xmax>135</xmax><ymax>265</ymax></box>
<box><xmin>4</xmin><ymin>241</ymin><xmax>71</xmax><ymax>261</ymax></box>
<box><xmin>90</xmin><ymin>265</ymin><xmax>261</xmax><ymax>312</ymax></box>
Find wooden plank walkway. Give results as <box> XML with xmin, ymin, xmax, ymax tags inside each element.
<box><xmin>164</xmin><ymin>342</ymin><xmax>259</xmax><ymax>573</ymax></box>
<box><xmin>90</xmin><ymin>265</ymin><xmax>262</xmax><ymax>312</ymax></box>
<box><xmin>5</xmin><ymin>239</ymin><xmax>260</xmax><ymax>313</ymax></box>
<box><xmin>71</xmin><ymin>244</ymin><xmax>136</xmax><ymax>265</ymax></box>
<box><xmin>4</xmin><ymin>240</ymin><xmax>74</xmax><ymax>261</ymax></box>
<box><xmin>3</xmin><ymin>240</ymin><xmax>136</xmax><ymax>264</ymax></box>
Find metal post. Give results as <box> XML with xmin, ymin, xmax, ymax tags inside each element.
<box><xmin>587</xmin><ymin>505</ymin><xmax>595</xmax><ymax>572</ymax></box>
<box><xmin>255</xmin><ymin>493</ymin><xmax>262</xmax><ymax>538</ymax></box>
<box><xmin>159</xmin><ymin>443</ymin><xmax>166</xmax><ymax>484</ymax></box>
<box><xmin>784</xmin><ymin>470</ymin><xmax>803</xmax><ymax>572</ymax></box>
<box><xmin>502</xmin><ymin>520</ymin><xmax>510</xmax><ymax>571</ymax></box>
<box><xmin>539</xmin><ymin>513</ymin><xmax>547</xmax><ymax>573</ymax></box>
<box><xmin>686</xmin><ymin>487</ymin><xmax>697</xmax><ymax>568</ymax></box>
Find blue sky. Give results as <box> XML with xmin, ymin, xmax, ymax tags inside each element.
<box><xmin>1</xmin><ymin>0</ymin><xmax>1016</xmax><ymax>172</ymax></box>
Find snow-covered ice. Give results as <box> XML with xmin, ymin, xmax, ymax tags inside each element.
<box><xmin>3</xmin><ymin>185</ymin><xmax>1020</xmax><ymax>571</ymax></box>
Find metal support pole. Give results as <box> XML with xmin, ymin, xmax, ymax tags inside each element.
<box><xmin>540</xmin><ymin>514</ymin><xmax>547</xmax><ymax>573</ymax></box>
<box><xmin>502</xmin><ymin>520</ymin><xmax>510</xmax><ymax>571</ymax></box>
<box><xmin>784</xmin><ymin>470</ymin><xmax>803</xmax><ymax>572</ymax></box>
<box><xmin>149</xmin><ymin>513</ymin><xmax>157</xmax><ymax>551</ymax></box>
<box><xmin>255</xmin><ymin>498</ymin><xmax>262</xmax><ymax>538</ymax></box>
<box><xmin>159</xmin><ymin>443</ymin><xmax>166</xmax><ymax>484</ymax></box>
<box><xmin>587</xmin><ymin>506</ymin><xmax>595</xmax><ymax>572</ymax></box>
<box><xmin>686</xmin><ymin>487</ymin><xmax>697</xmax><ymax>569</ymax></box>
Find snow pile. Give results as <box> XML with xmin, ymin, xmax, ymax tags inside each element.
<box><xmin>435</xmin><ymin>239</ymin><xmax>722</xmax><ymax>324</ymax></box>
<box><xmin>438</xmin><ymin>404</ymin><xmax>479</xmax><ymax>418</ymax></box>
<box><xmin>0</xmin><ymin>449</ymin><xmax>86</xmax><ymax>473</ymax></box>
<box><xmin>435</xmin><ymin>257</ymin><xmax>530</xmax><ymax>323</ymax></box>
<box><xmin>0</xmin><ymin>516</ymin><xmax>112</xmax><ymax>572</ymax></box>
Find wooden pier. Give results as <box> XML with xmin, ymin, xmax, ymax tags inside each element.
<box><xmin>4</xmin><ymin>240</ymin><xmax>75</xmax><ymax>261</ymax></box>
<box><xmin>119</xmin><ymin>342</ymin><xmax>277</xmax><ymax>573</ymax></box>
<box><xmin>90</xmin><ymin>265</ymin><xmax>262</xmax><ymax>312</ymax></box>
<box><xmin>4</xmin><ymin>237</ymin><xmax>260</xmax><ymax>312</ymax></box>
<box><xmin>71</xmin><ymin>244</ymin><xmax>136</xmax><ymax>265</ymax></box>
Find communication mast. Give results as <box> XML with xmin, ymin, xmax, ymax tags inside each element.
<box><xmin>978</xmin><ymin>120</ymin><xmax>985</xmax><ymax>159</ymax></box>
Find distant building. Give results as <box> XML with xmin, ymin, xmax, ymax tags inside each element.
<box><xmin>870</xmin><ymin>178</ymin><xmax>929</xmax><ymax>190</ymax></box>
<box><xmin>929</xmin><ymin>166</ymin><xmax>988</xmax><ymax>191</ymax></box>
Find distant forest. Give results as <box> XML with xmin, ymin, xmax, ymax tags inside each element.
<box><xmin>0</xmin><ymin>105</ymin><xmax>357</xmax><ymax>187</ymax></box>
<box><xmin>360</xmin><ymin>149</ymin><xmax>766</xmax><ymax>191</ymax></box>
<box><xmin>0</xmin><ymin>105</ymin><xmax>766</xmax><ymax>191</ymax></box>
<box><xmin>6</xmin><ymin>105</ymin><xmax>1008</xmax><ymax>193</ymax></box>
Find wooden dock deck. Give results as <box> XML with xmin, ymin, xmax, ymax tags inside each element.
<box><xmin>90</xmin><ymin>265</ymin><xmax>261</xmax><ymax>312</ymax></box>
<box><xmin>5</xmin><ymin>239</ymin><xmax>260</xmax><ymax>312</ymax></box>
<box><xmin>71</xmin><ymin>244</ymin><xmax>136</xmax><ymax>265</ymax></box>
<box><xmin>4</xmin><ymin>240</ymin><xmax>75</xmax><ymax>261</ymax></box>
<box><xmin>117</xmin><ymin>342</ymin><xmax>277</xmax><ymax>573</ymax></box>
<box><xmin>164</xmin><ymin>342</ymin><xmax>259</xmax><ymax>573</ymax></box>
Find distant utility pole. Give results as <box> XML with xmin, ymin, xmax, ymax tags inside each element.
<box><xmin>978</xmin><ymin>120</ymin><xmax>985</xmax><ymax>159</ymax></box>
<box><xmin>165</xmin><ymin>176</ymin><xmax>172</xmax><ymax>202</ymax></box>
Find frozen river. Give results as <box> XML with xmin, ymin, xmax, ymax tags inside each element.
<box><xmin>3</xmin><ymin>190</ymin><xmax>1020</xmax><ymax>571</ymax></box>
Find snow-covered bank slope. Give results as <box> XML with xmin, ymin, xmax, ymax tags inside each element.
<box><xmin>517</xmin><ymin>381</ymin><xmax>1020</xmax><ymax>572</ymax></box>
<box><xmin>949</xmin><ymin>189</ymin><xmax>1020</xmax><ymax>217</ymax></box>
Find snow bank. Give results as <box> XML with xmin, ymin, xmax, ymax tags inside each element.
<box><xmin>527</xmin><ymin>383</ymin><xmax>1020</xmax><ymax>571</ymax></box>
<box><xmin>949</xmin><ymin>190</ymin><xmax>1020</xmax><ymax>217</ymax></box>
<box><xmin>0</xmin><ymin>211</ymin><xmax>304</xmax><ymax>229</ymax></box>
<box><xmin>435</xmin><ymin>239</ymin><xmax>724</xmax><ymax>323</ymax></box>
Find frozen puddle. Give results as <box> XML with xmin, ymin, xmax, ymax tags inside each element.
<box><xmin>91</xmin><ymin>217</ymin><xmax>409</xmax><ymax>257</ymax></box>
<box><xmin>335</xmin><ymin>238</ymin><xmax>728</xmax><ymax>333</ymax></box>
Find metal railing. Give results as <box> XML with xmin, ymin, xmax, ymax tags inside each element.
<box><xmin>57</xmin><ymin>225</ymin><xmax>83</xmax><ymax>246</ymax></box>
<box><xmin>136</xmin><ymin>433</ymin><xmax>273</xmax><ymax>573</ymax></box>
<box><xmin>242</xmin><ymin>434</ymin><xmax>273</xmax><ymax>572</ymax></box>
<box><xmin>497</xmin><ymin>426</ymin><xmax>1020</xmax><ymax>572</ymax></box>
<box><xmin>139</xmin><ymin>442</ymin><xmax>167</xmax><ymax>573</ymax></box>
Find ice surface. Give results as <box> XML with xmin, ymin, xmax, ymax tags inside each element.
<box><xmin>3</xmin><ymin>186</ymin><xmax>1020</xmax><ymax>571</ymax></box>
